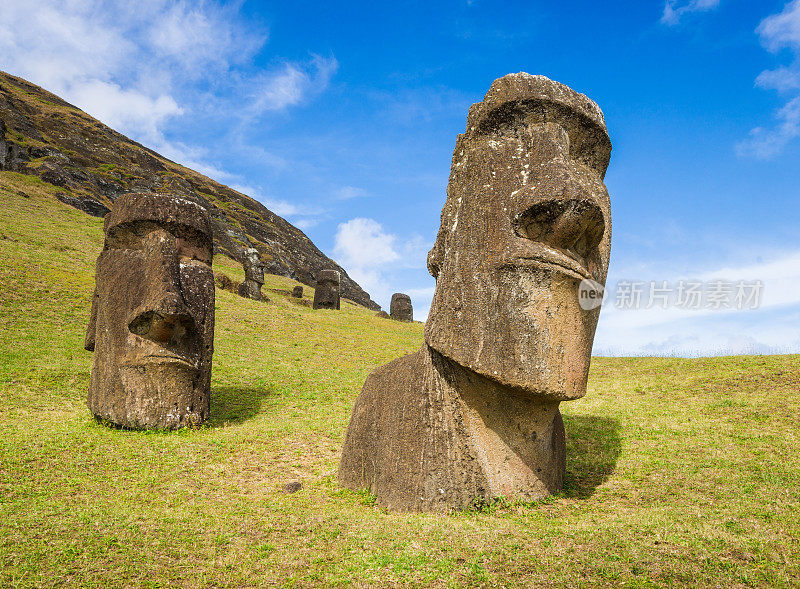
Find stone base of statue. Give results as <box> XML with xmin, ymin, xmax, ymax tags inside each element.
<box><xmin>338</xmin><ymin>345</ymin><xmax>565</xmax><ymax>512</ymax></box>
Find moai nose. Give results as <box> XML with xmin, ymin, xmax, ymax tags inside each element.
<box><xmin>514</xmin><ymin>198</ymin><xmax>605</xmax><ymax>268</ymax></box>
<box><xmin>128</xmin><ymin>294</ymin><xmax>195</xmax><ymax>345</ymax></box>
<box><xmin>128</xmin><ymin>229</ymin><xmax>196</xmax><ymax>345</ymax></box>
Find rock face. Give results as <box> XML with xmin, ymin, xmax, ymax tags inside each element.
<box><xmin>339</xmin><ymin>73</ymin><xmax>613</xmax><ymax>511</ymax></box>
<box><xmin>313</xmin><ymin>269</ymin><xmax>341</xmax><ymax>310</ymax></box>
<box><xmin>389</xmin><ymin>293</ymin><xmax>413</xmax><ymax>322</ymax></box>
<box><xmin>84</xmin><ymin>192</ymin><xmax>216</xmax><ymax>429</ymax></box>
<box><xmin>237</xmin><ymin>247</ymin><xmax>266</xmax><ymax>300</ymax></box>
<box><xmin>292</xmin><ymin>285</ymin><xmax>303</xmax><ymax>298</ymax></box>
<box><xmin>0</xmin><ymin>70</ymin><xmax>379</xmax><ymax>310</ymax></box>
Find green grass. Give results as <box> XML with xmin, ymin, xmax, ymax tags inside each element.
<box><xmin>1</xmin><ymin>170</ymin><xmax>799</xmax><ymax>587</ymax></box>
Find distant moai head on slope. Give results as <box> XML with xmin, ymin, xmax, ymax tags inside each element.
<box><xmin>292</xmin><ymin>285</ymin><xmax>303</xmax><ymax>298</ymax></box>
<box><xmin>84</xmin><ymin>192</ymin><xmax>215</xmax><ymax>429</ymax></box>
<box><xmin>238</xmin><ymin>247</ymin><xmax>266</xmax><ymax>300</ymax></box>
<box><xmin>389</xmin><ymin>293</ymin><xmax>413</xmax><ymax>322</ymax></box>
<box><xmin>313</xmin><ymin>269</ymin><xmax>340</xmax><ymax>310</ymax></box>
<box><xmin>425</xmin><ymin>72</ymin><xmax>612</xmax><ymax>401</ymax></box>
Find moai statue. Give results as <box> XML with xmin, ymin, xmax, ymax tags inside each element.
<box><xmin>339</xmin><ymin>73</ymin><xmax>612</xmax><ymax>511</ymax></box>
<box><xmin>292</xmin><ymin>285</ymin><xmax>303</xmax><ymax>298</ymax></box>
<box><xmin>238</xmin><ymin>247</ymin><xmax>265</xmax><ymax>300</ymax></box>
<box><xmin>84</xmin><ymin>192</ymin><xmax>215</xmax><ymax>429</ymax></box>
<box><xmin>389</xmin><ymin>293</ymin><xmax>413</xmax><ymax>322</ymax></box>
<box><xmin>313</xmin><ymin>269</ymin><xmax>340</xmax><ymax>310</ymax></box>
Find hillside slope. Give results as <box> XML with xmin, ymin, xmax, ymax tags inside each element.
<box><xmin>1</xmin><ymin>173</ymin><xmax>798</xmax><ymax>587</ymax></box>
<box><xmin>0</xmin><ymin>70</ymin><xmax>379</xmax><ymax>309</ymax></box>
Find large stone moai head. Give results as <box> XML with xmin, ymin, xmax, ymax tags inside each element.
<box><xmin>313</xmin><ymin>269</ymin><xmax>341</xmax><ymax>310</ymax></box>
<box><xmin>425</xmin><ymin>73</ymin><xmax>612</xmax><ymax>401</ymax></box>
<box><xmin>238</xmin><ymin>247</ymin><xmax>266</xmax><ymax>300</ymax></box>
<box><xmin>389</xmin><ymin>293</ymin><xmax>413</xmax><ymax>322</ymax></box>
<box><xmin>292</xmin><ymin>285</ymin><xmax>303</xmax><ymax>298</ymax></box>
<box><xmin>85</xmin><ymin>192</ymin><xmax>215</xmax><ymax>429</ymax></box>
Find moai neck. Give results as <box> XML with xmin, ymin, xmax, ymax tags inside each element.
<box><xmin>427</xmin><ymin>346</ymin><xmax>565</xmax><ymax>500</ymax></box>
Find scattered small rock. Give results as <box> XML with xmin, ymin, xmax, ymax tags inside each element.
<box><xmin>282</xmin><ymin>480</ymin><xmax>302</xmax><ymax>494</ymax></box>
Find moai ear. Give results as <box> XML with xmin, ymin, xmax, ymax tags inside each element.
<box><xmin>84</xmin><ymin>288</ymin><xmax>98</xmax><ymax>351</ymax></box>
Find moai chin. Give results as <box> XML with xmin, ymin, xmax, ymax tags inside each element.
<box><xmin>313</xmin><ymin>269</ymin><xmax>340</xmax><ymax>310</ymax></box>
<box><xmin>339</xmin><ymin>73</ymin><xmax>612</xmax><ymax>511</ymax></box>
<box><xmin>237</xmin><ymin>247</ymin><xmax>265</xmax><ymax>300</ymax></box>
<box><xmin>389</xmin><ymin>293</ymin><xmax>413</xmax><ymax>322</ymax></box>
<box><xmin>85</xmin><ymin>192</ymin><xmax>215</xmax><ymax>429</ymax></box>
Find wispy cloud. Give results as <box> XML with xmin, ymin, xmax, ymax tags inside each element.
<box><xmin>247</xmin><ymin>55</ymin><xmax>339</xmax><ymax>115</ymax></box>
<box><xmin>333</xmin><ymin>186</ymin><xmax>368</xmax><ymax>200</ymax></box>
<box><xmin>228</xmin><ymin>184</ymin><xmax>324</xmax><ymax>225</ymax></box>
<box><xmin>737</xmin><ymin>1</ymin><xmax>800</xmax><ymax>158</ymax></box>
<box><xmin>0</xmin><ymin>1</ymin><xmax>337</xmax><ymax>189</ymax></box>
<box><xmin>660</xmin><ymin>0</ymin><xmax>720</xmax><ymax>26</ymax></box>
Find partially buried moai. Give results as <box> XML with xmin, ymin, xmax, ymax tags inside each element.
<box><xmin>85</xmin><ymin>192</ymin><xmax>215</xmax><ymax>429</ymax></box>
<box><xmin>313</xmin><ymin>269</ymin><xmax>340</xmax><ymax>310</ymax></box>
<box><xmin>389</xmin><ymin>293</ymin><xmax>413</xmax><ymax>322</ymax></box>
<box><xmin>292</xmin><ymin>285</ymin><xmax>303</xmax><ymax>298</ymax></box>
<box><xmin>238</xmin><ymin>247</ymin><xmax>265</xmax><ymax>300</ymax></box>
<box><xmin>339</xmin><ymin>73</ymin><xmax>612</xmax><ymax>511</ymax></box>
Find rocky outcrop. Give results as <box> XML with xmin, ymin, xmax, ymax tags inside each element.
<box><xmin>0</xmin><ymin>70</ymin><xmax>379</xmax><ymax>310</ymax></box>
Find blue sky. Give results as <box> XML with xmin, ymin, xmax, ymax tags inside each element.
<box><xmin>1</xmin><ymin>0</ymin><xmax>798</xmax><ymax>355</ymax></box>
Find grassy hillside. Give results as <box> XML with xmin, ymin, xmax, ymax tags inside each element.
<box><xmin>1</xmin><ymin>172</ymin><xmax>798</xmax><ymax>587</ymax></box>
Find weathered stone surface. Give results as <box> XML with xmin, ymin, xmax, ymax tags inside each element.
<box><xmin>282</xmin><ymin>480</ymin><xmax>303</xmax><ymax>493</ymax></box>
<box><xmin>237</xmin><ymin>247</ymin><xmax>265</xmax><ymax>301</ymax></box>
<box><xmin>339</xmin><ymin>73</ymin><xmax>612</xmax><ymax>511</ymax></box>
<box><xmin>375</xmin><ymin>310</ymin><xmax>390</xmax><ymax>319</ymax></box>
<box><xmin>292</xmin><ymin>285</ymin><xmax>303</xmax><ymax>298</ymax></box>
<box><xmin>313</xmin><ymin>269</ymin><xmax>340</xmax><ymax>310</ymax></box>
<box><xmin>389</xmin><ymin>293</ymin><xmax>413</xmax><ymax>322</ymax></box>
<box><xmin>56</xmin><ymin>192</ymin><xmax>110</xmax><ymax>218</ymax></box>
<box><xmin>85</xmin><ymin>192</ymin><xmax>215</xmax><ymax>429</ymax></box>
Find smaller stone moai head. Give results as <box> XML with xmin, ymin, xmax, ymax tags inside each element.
<box><xmin>389</xmin><ymin>293</ymin><xmax>413</xmax><ymax>322</ymax></box>
<box><xmin>85</xmin><ymin>192</ymin><xmax>215</xmax><ymax>429</ymax></box>
<box><xmin>425</xmin><ymin>73</ymin><xmax>612</xmax><ymax>401</ymax></box>
<box><xmin>313</xmin><ymin>269</ymin><xmax>341</xmax><ymax>310</ymax></box>
<box><xmin>292</xmin><ymin>285</ymin><xmax>303</xmax><ymax>298</ymax></box>
<box><xmin>242</xmin><ymin>247</ymin><xmax>265</xmax><ymax>285</ymax></box>
<box><xmin>238</xmin><ymin>247</ymin><xmax>265</xmax><ymax>300</ymax></box>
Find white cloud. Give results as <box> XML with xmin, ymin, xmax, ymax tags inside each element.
<box><xmin>0</xmin><ymin>1</ymin><xmax>336</xmax><ymax>182</ymax></box>
<box><xmin>228</xmin><ymin>184</ymin><xmax>323</xmax><ymax>230</ymax></box>
<box><xmin>333</xmin><ymin>186</ymin><xmax>368</xmax><ymax>200</ymax></box>
<box><xmin>660</xmin><ymin>0</ymin><xmax>720</xmax><ymax>26</ymax></box>
<box><xmin>739</xmin><ymin>1</ymin><xmax>800</xmax><ymax>158</ymax></box>
<box><xmin>334</xmin><ymin>218</ymin><xmax>400</xmax><ymax>270</ymax></box>
<box><xmin>248</xmin><ymin>55</ymin><xmax>339</xmax><ymax>115</ymax></box>
<box><xmin>756</xmin><ymin>66</ymin><xmax>800</xmax><ymax>92</ymax></box>
<box><xmin>736</xmin><ymin>96</ymin><xmax>800</xmax><ymax>158</ymax></box>
<box><xmin>757</xmin><ymin>0</ymin><xmax>800</xmax><ymax>52</ymax></box>
<box><xmin>67</xmin><ymin>80</ymin><xmax>183</xmax><ymax>146</ymax></box>
<box><xmin>332</xmin><ymin>218</ymin><xmax>434</xmax><ymax>309</ymax></box>
<box><xmin>593</xmin><ymin>248</ymin><xmax>800</xmax><ymax>356</ymax></box>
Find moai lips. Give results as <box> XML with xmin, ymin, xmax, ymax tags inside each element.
<box><xmin>339</xmin><ymin>73</ymin><xmax>612</xmax><ymax>511</ymax></box>
<box><xmin>389</xmin><ymin>293</ymin><xmax>413</xmax><ymax>322</ymax></box>
<box><xmin>85</xmin><ymin>192</ymin><xmax>215</xmax><ymax>429</ymax></box>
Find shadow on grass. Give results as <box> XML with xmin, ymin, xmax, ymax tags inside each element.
<box><xmin>562</xmin><ymin>415</ymin><xmax>622</xmax><ymax>499</ymax></box>
<box><xmin>209</xmin><ymin>385</ymin><xmax>274</xmax><ymax>427</ymax></box>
